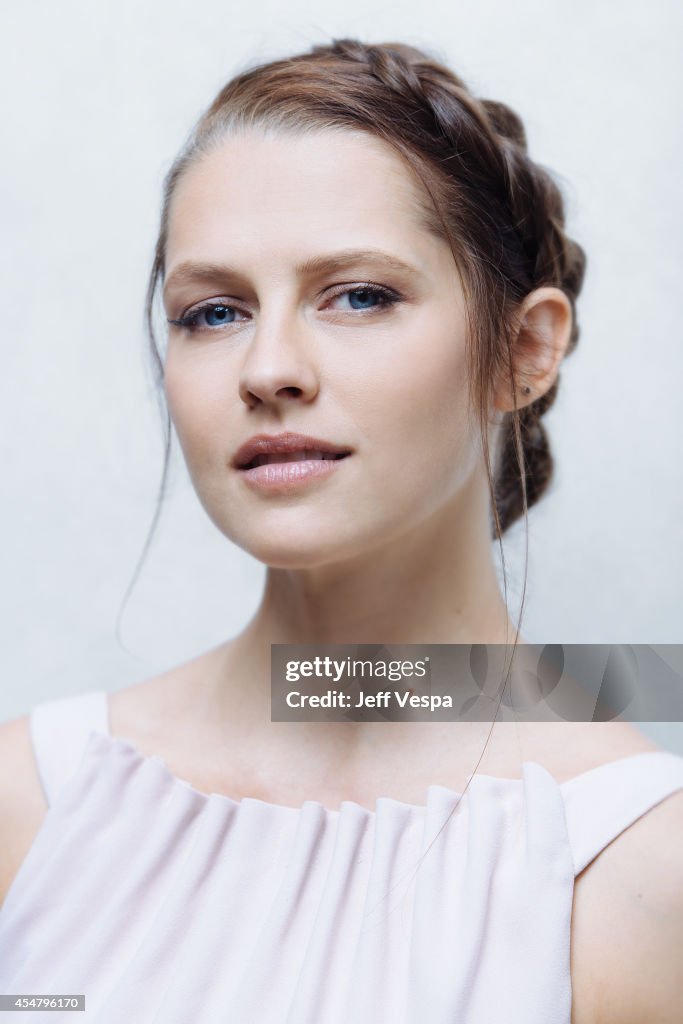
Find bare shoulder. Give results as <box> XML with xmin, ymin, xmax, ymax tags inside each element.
<box><xmin>0</xmin><ymin>714</ymin><xmax>49</xmax><ymax>907</ymax></box>
<box><xmin>0</xmin><ymin>644</ymin><xmax>226</xmax><ymax>909</ymax></box>
<box><xmin>512</xmin><ymin>719</ymin><xmax>663</xmax><ymax>783</ymax></box>
<box><xmin>599</xmin><ymin>785</ymin><xmax>683</xmax><ymax>1024</ymax></box>
<box><xmin>571</xmin><ymin>771</ymin><xmax>683</xmax><ymax>1024</ymax></box>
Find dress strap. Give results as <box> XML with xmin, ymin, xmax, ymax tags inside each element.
<box><xmin>29</xmin><ymin>689</ymin><xmax>110</xmax><ymax>807</ymax></box>
<box><xmin>560</xmin><ymin>750</ymin><xmax>683</xmax><ymax>877</ymax></box>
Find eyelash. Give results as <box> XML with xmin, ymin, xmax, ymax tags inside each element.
<box><xmin>167</xmin><ymin>283</ymin><xmax>402</xmax><ymax>334</ymax></box>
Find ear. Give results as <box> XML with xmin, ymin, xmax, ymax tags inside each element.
<box><xmin>492</xmin><ymin>287</ymin><xmax>573</xmax><ymax>413</ymax></box>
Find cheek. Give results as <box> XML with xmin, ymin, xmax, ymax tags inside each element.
<box><xmin>163</xmin><ymin>350</ymin><xmax>231</xmax><ymax>471</ymax></box>
<box><xmin>349</xmin><ymin>326</ymin><xmax>477</xmax><ymax>492</ymax></box>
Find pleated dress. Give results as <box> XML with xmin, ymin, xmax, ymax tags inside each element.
<box><xmin>1</xmin><ymin>688</ymin><xmax>682</xmax><ymax>1023</ymax></box>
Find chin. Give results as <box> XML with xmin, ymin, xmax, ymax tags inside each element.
<box><xmin>247</xmin><ymin>537</ymin><xmax>352</xmax><ymax>570</ymax></box>
<box><xmin>207</xmin><ymin>503</ymin><xmax>391</xmax><ymax>569</ymax></box>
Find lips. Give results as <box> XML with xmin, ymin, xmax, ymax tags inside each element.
<box><xmin>232</xmin><ymin>432</ymin><xmax>353</xmax><ymax>470</ymax></box>
<box><xmin>248</xmin><ymin>450</ymin><xmax>347</xmax><ymax>468</ymax></box>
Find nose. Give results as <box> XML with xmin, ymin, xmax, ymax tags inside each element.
<box><xmin>238</xmin><ymin>312</ymin><xmax>320</xmax><ymax>409</ymax></box>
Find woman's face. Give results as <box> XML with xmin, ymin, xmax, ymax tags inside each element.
<box><xmin>163</xmin><ymin>128</ymin><xmax>485</xmax><ymax>568</ymax></box>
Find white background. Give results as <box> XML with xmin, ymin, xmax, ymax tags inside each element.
<box><xmin>1</xmin><ymin>1</ymin><xmax>681</xmax><ymax>750</ymax></box>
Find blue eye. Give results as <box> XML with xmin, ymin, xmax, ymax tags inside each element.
<box><xmin>168</xmin><ymin>303</ymin><xmax>240</xmax><ymax>331</ymax></box>
<box><xmin>204</xmin><ymin>305</ymin><xmax>235</xmax><ymax>326</ymax></box>
<box><xmin>335</xmin><ymin>287</ymin><xmax>393</xmax><ymax>311</ymax></box>
<box><xmin>167</xmin><ymin>284</ymin><xmax>400</xmax><ymax>334</ymax></box>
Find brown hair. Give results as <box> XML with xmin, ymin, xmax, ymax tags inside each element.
<box><xmin>120</xmin><ymin>35</ymin><xmax>586</xmax><ymax>721</ymax></box>
<box><xmin>116</xmin><ymin>38</ymin><xmax>588</xmax><ymax>891</ymax></box>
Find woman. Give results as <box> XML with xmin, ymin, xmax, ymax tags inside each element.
<box><xmin>1</xmin><ymin>37</ymin><xmax>682</xmax><ymax>1024</ymax></box>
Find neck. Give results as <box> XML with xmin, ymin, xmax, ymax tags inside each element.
<box><xmin>195</xmin><ymin>470</ymin><xmax>526</xmax><ymax>766</ymax></box>
<box><xmin>230</xmin><ymin>467</ymin><xmax>523</xmax><ymax>665</ymax></box>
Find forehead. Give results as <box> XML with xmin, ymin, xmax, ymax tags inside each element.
<box><xmin>165</xmin><ymin>128</ymin><xmax>439</xmax><ymax>269</ymax></box>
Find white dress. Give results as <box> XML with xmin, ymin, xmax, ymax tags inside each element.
<box><xmin>1</xmin><ymin>688</ymin><xmax>682</xmax><ymax>1023</ymax></box>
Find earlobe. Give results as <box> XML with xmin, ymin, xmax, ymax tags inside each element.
<box><xmin>493</xmin><ymin>286</ymin><xmax>573</xmax><ymax>413</ymax></box>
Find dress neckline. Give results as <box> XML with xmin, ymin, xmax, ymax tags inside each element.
<box><xmin>83</xmin><ymin>728</ymin><xmax>670</xmax><ymax>819</ymax></box>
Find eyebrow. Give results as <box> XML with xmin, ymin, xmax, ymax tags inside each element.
<box><xmin>162</xmin><ymin>248</ymin><xmax>421</xmax><ymax>300</ymax></box>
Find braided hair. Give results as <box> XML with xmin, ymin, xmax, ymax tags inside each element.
<box><xmin>147</xmin><ymin>38</ymin><xmax>585</xmax><ymax>532</ymax></box>
<box><xmin>110</xmin><ymin>43</ymin><xmax>593</xmax><ymax>887</ymax></box>
<box><xmin>122</xmin><ymin>37</ymin><xmax>587</xmax><ymax>639</ymax></box>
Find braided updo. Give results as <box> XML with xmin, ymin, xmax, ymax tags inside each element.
<box><xmin>145</xmin><ymin>37</ymin><xmax>586</xmax><ymax>542</ymax></box>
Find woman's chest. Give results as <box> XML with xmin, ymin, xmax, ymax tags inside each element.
<box><xmin>1</xmin><ymin>754</ymin><xmax>580</xmax><ymax>1023</ymax></box>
